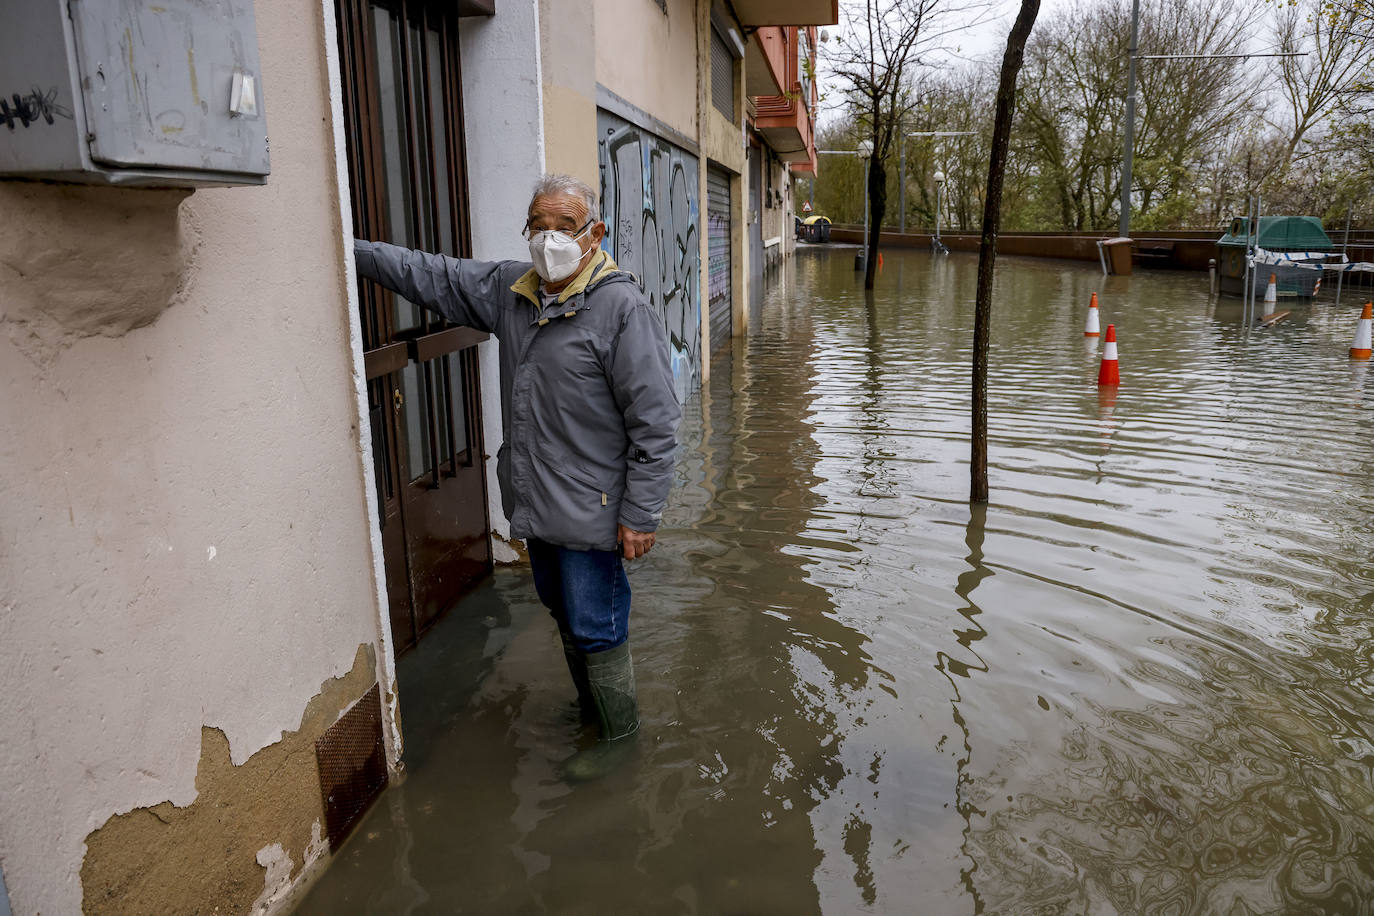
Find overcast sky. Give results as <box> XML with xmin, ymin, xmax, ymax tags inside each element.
<box><xmin>816</xmin><ymin>0</ymin><xmax>1289</xmax><ymax>132</ymax></box>
<box><xmin>816</xmin><ymin>0</ymin><xmax>1081</xmax><ymax>128</ymax></box>
<box><xmin>947</xmin><ymin>0</ymin><xmax>1074</xmax><ymax>59</ymax></box>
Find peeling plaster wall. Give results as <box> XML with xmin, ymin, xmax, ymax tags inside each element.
<box><xmin>459</xmin><ymin>0</ymin><xmax>546</xmax><ymax>560</ymax></box>
<box><xmin>81</xmin><ymin>647</ymin><xmax>375</xmax><ymax>915</ymax></box>
<box><xmin>0</xmin><ymin>0</ymin><xmax>384</xmax><ymax>912</ymax></box>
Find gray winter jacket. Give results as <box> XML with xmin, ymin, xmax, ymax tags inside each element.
<box><xmin>353</xmin><ymin>241</ymin><xmax>681</xmax><ymax>552</ymax></box>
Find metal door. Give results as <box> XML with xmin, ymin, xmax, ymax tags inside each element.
<box><xmin>336</xmin><ymin>0</ymin><xmax>491</xmax><ymax>654</ymax></box>
<box><xmin>707</xmin><ymin>165</ymin><xmax>733</xmax><ymax>352</ymax></box>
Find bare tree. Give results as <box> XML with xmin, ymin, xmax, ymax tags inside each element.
<box><xmin>1317</xmin><ymin>0</ymin><xmax>1374</xmax><ymax>183</ymax></box>
<box><xmin>1131</xmin><ymin>0</ymin><xmax>1257</xmax><ymax>216</ymax></box>
<box><xmin>814</xmin><ymin>118</ymin><xmax>869</xmax><ymax>222</ymax></box>
<box><xmin>902</xmin><ymin>68</ymin><xmax>995</xmax><ymax>232</ymax></box>
<box><xmin>973</xmin><ymin>0</ymin><xmax>1041</xmax><ymax>503</ymax></box>
<box><xmin>1010</xmin><ymin>0</ymin><xmax>1255</xmax><ymax>230</ymax></box>
<box><xmin>826</xmin><ymin>0</ymin><xmax>989</xmax><ymax>289</ymax></box>
<box><xmin>1272</xmin><ymin>0</ymin><xmax>1368</xmax><ymax>161</ymax></box>
<box><xmin>1016</xmin><ymin>0</ymin><xmax>1129</xmax><ymax>229</ymax></box>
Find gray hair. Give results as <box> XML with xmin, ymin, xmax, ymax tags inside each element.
<box><xmin>530</xmin><ymin>173</ymin><xmax>600</xmax><ymax>222</ymax></box>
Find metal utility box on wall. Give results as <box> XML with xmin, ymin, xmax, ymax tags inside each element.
<box><xmin>0</xmin><ymin>0</ymin><xmax>270</xmax><ymax>186</ymax></box>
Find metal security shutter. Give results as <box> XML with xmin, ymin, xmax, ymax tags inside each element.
<box><xmin>710</xmin><ymin>28</ymin><xmax>734</xmax><ymax>120</ymax></box>
<box><xmin>707</xmin><ymin>166</ymin><xmax>733</xmax><ymax>353</ymax></box>
<box><xmin>748</xmin><ymin>144</ymin><xmax>763</xmax><ymax>286</ymax></box>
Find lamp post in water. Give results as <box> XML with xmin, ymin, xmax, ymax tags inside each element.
<box><xmin>857</xmin><ymin>139</ymin><xmax>873</xmax><ymax>272</ymax></box>
<box><xmin>933</xmin><ymin>170</ymin><xmax>947</xmax><ymax>254</ymax></box>
<box><xmin>899</xmin><ymin>130</ymin><xmax>977</xmax><ymax>235</ymax></box>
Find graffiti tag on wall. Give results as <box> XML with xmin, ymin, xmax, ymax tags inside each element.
<box><xmin>0</xmin><ymin>87</ymin><xmax>72</xmax><ymax>130</ymax></box>
<box><xmin>597</xmin><ymin>110</ymin><xmax>701</xmax><ymax>402</ymax></box>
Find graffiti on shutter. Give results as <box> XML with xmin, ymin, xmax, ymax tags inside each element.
<box><xmin>707</xmin><ymin>166</ymin><xmax>732</xmax><ymax>353</ymax></box>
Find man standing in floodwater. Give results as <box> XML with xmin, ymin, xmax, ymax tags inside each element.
<box><xmin>353</xmin><ymin>174</ymin><xmax>681</xmax><ymax>781</ymax></box>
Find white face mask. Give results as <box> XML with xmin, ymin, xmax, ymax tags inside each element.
<box><xmin>528</xmin><ymin>221</ymin><xmax>594</xmax><ymax>284</ymax></box>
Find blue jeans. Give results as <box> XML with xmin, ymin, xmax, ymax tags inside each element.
<box><xmin>527</xmin><ymin>538</ymin><xmax>632</xmax><ymax>653</ymax></box>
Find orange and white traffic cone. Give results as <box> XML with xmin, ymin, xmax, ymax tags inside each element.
<box><xmin>1084</xmin><ymin>292</ymin><xmax>1101</xmax><ymax>337</ymax></box>
<box><xmin>1098</xmin><ymin>324</ymin><xmax>1120</xmax><ymax>386</ymax></box>
<box><xmin>1351</xmin><ymin>302</ymin><xmax>1373</xmax><ymax>360</ymax></box>
<box><xmin>1263</xmin><ymin>272</ymin><xmax>1278</xmax><ymax>309</ymax></box>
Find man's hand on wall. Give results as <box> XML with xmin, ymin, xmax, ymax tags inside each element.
<box><xmin>618</xmin><ymin>524</ymin><xmax>656</xmax><ymax>560</ymax></box>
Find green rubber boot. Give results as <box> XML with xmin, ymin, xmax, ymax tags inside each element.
<box><xmin>558</xmin><ymin>628</ymin><xmax>597</xmax><ymax>725</ymax></box>
<box><xmin>561</xmin><ymin>642</ymin><xmax>640</xmax><ymax>783</ymax></box>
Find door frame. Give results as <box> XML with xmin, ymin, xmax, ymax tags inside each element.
<box><xmin>321</xmin><ymin>0</ymin><xmax>406</xmax><ymax>771</ymax></box>
<box><xmin>321</xmin><ymin>0</ymin><xmax>493</xmax><ymax>769</ymax></box>
<box><xmin>337</xmin><ymin>0</ymin><xmax>495</xmax><ymax>663</ymax></box>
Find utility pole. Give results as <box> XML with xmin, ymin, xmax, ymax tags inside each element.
<box><xmin>1118</xmin><ymin>0</ymin><xmax>1141</xmax><ymax>238</ymax></box>
<box><xmin>1118</xmin><ymin>4</ymin><xmax>1303</xmax><ymax>241</ymax></box>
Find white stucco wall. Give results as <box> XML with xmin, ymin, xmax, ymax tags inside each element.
<box><xmin>0</xmin><ymin>0</ymin><xmax>381</xmax><ymax>910</ymax></box>
<box><xmin>460</xmin><ymin>0</ymin><xmax>546</xmax><ymax>558</ymax></box>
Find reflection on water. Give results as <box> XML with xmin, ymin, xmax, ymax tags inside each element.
<box><xmin>297</xmin><ymin>248</ymin><xmax>1374</xmax><ymax>914</ymax></box>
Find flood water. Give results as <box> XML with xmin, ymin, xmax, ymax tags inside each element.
<box><xmin>296</xmin><ymin>247</ymin><xmax>1374</xmax><ymax>914</ymax></box>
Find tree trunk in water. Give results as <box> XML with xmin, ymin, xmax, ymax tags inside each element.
<box><xmin>972</xmin><ymin>0</ymin><xmax>1041</xmax><ymax>503</ymax></box>
<box><xmin>865</xmin><ymin>158</ymin><xmax>887</xmax><ymax>291</ymax></box>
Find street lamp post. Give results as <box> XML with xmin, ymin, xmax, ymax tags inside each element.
<box><xmin>857</xmin><ymin>139</ymin><xmax>873</xmax><ymax>271</ymax></box>
<box><xmin>900</xmin><ymin>131</ymin><xmax>976</xmax><ymax>236</ymax></box>
<box><xmin>933</xmin><ymin>170</ymin><xmax>947</xmax><ymax>253</ymax></box>
<box><xmin>817</xmin><ymin>146</ymin><xmax>874</xmax><ymax>271</ymax></box>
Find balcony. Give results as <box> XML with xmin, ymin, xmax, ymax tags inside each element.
<box><xmin>745</xmin><ymin>28</ymin><xmax>786</xmax><ymax>98</ymax></box>
<box><xmin>729</xmin><ymin>0</ymin><xmax>838</xmax><ymax>26</ymax></box>
<box><xmin>749</xmin><ymin>27</ymin><xmax>818</xmax><ymax>172</ymax></box>
<box><xmin>755</xmin><ymin>91</ymin><xmax>815</xmax><ymax>168</ymax></box>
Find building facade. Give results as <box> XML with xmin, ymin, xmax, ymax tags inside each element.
<box><xmin>0</xmin><ymin>0</ymin><xmax>832</xmax><ymax>912</ymax></box>
<box><xmin>750</xmin><ymin>26</ymin><xmax>822</xmax><ymax>274</ymax></box>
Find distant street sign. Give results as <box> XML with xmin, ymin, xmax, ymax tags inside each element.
<box><xmin>802</xmin><ymin>201</ymin><xmax>812</xmax><ymax>212</ymax></box>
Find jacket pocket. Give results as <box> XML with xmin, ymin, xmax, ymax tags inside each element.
<box><xmin>525</xmin><ymin>450</ymin><xmax>622</xmax><ymax>549</ymax></box>
<box><xmin>535</xmin><ymin>442</ymin><xmax>625</xmax><ymax>497</ymax></box>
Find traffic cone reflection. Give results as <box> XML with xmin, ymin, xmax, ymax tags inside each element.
<box><xmin>1098</xmin><ymin>324</ymin><xmax>1120</xmax><ymax>386</ymax></box>
<box><xmin>1085</xmin><ymin>292</ymin><xmax>1101</xmax><ymax>337</ymax></box>
<box><xmin>1351</xmin><ymin>302</ymin><xmax>1373</xmax><ymax>360</ymax></box>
